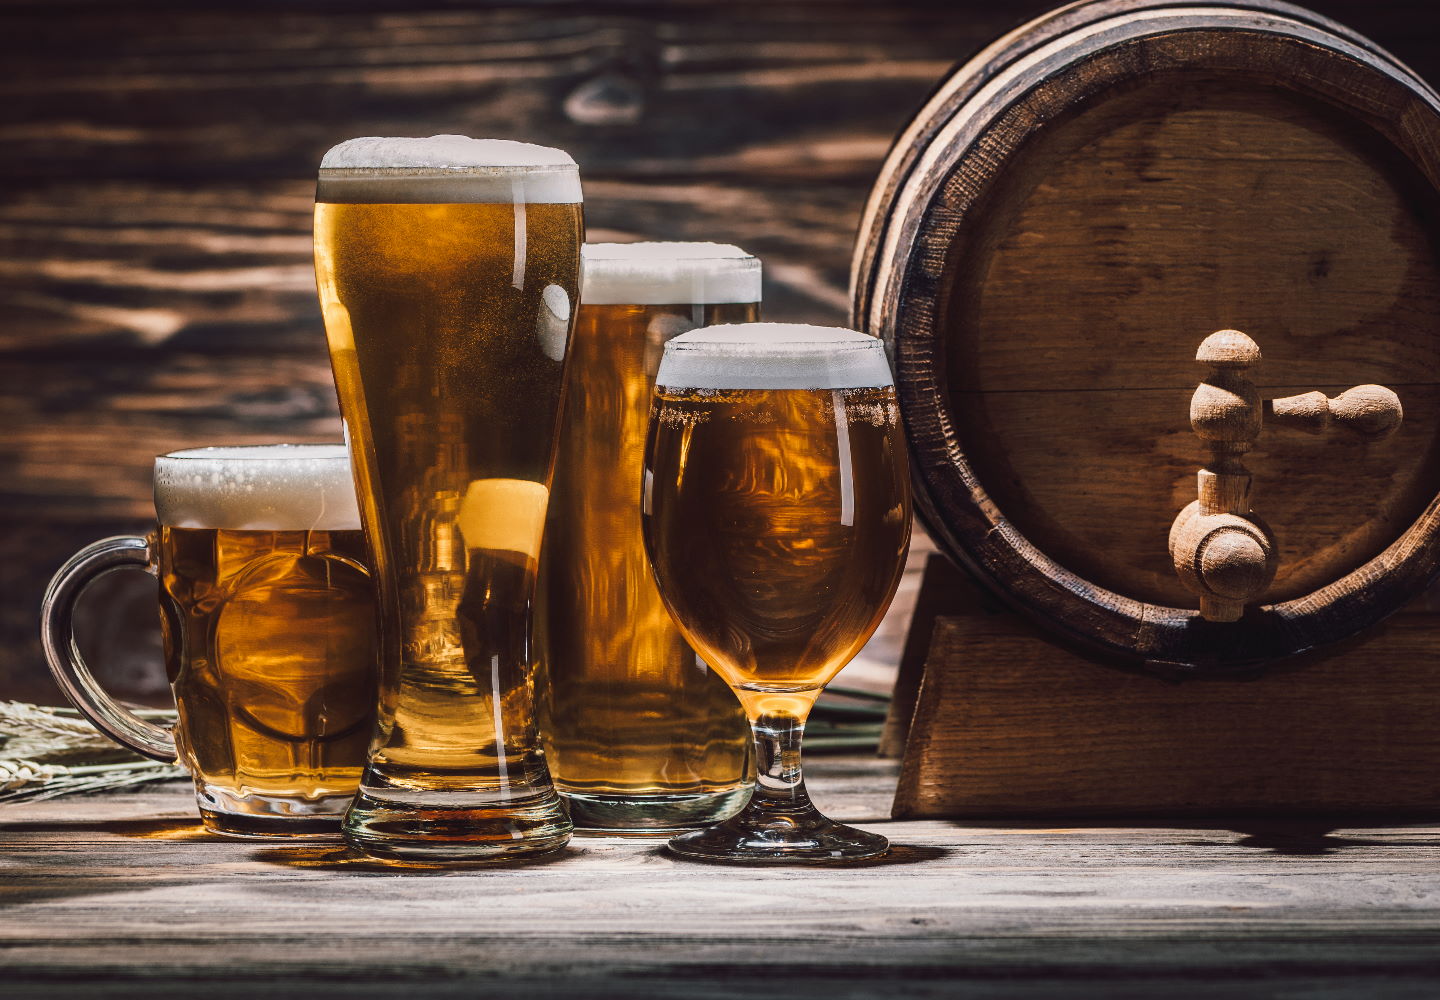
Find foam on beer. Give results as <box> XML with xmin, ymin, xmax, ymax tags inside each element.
<box><xmin>656</xmin><ymin>323</ymin><xmax>893</xmax><ymax>391</ymax></box>
<box><xmin>581</xmin><ymin>243</ymin><xmax>761</xmax><ymax>305</ymax></box>
<box><xmin>317</xmin><ymin>135</ymin><xmax>582</xmax><ymax>204</ymax></box>
<box><xmin>155</xmin><ymin>445</ymin><xmax>362</xmax><ymax>531</ymax></box>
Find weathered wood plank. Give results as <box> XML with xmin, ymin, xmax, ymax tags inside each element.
<box><xmin>894</xmin><ymin>592</ymin><xmax>1440</xmax><ymax>818</ymax></box>
<box><xmin>4</xmin><ymin>758</ymin><xmax>1440</xmax><ymax>997</ymax></box>
<box><xmin>0</xmin><ymin>0</ymin><xmax>1009</xmax><ymax>701</ymax></box>
<box><xmin>0</xmin><ymin>177</ymin><xmax>865</xmax><ymax>358</ymax></box>
<box><xmin>2</xmin><ymin>0</ymin><xmax>1439</xmax><ymax>699</ymax></box>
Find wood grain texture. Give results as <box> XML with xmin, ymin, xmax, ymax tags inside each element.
<box><xmin>894</xmin><ymin>579</ymin><xmax>1440</xmax><ymax>817</ymax></box>
<box><xmin>877</xmin><ymin>550</ymin><xmax>970</xmax><ymax>757</ymax></box>
<box><xmin>856</xmin><ymin>0</ymin><xmax>1440</xmax><ymax>671</ymax></box>
<box><xmin>955</xmin><ymin>383</ymin><xmax>1440</xmax><ymax>609</ymax></box>
<box><xmin>949</xmin><ymin>81</ymin><xmax>1440</xmax><ymax>613</ymax></box>
<box><xmin>6</xmin><ymin>756</ymin><xmax>1440</xmax><ymax>997</ymax></box>
<box><xmin>3</xmin><ymin>0</ymin><xmax>1440</xmax><ymax>702</ymax></box>
<box><xmin>0</xmin><ymin>0</ymin><xmax>1031</xmax><ymax>702</ymax></box>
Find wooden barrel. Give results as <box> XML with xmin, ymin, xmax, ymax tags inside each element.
<box><xmin>853</xmin><ymin>0</ymin><xmax>1440</xmax><ymax>674</ymax></box>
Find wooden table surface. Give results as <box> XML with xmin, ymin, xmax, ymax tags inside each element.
<box><xmin>4</xmin><ymin>755</ymin><xmax>1440</xmax><ymax>998</ymax></box>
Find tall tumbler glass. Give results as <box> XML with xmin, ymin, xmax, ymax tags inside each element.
<box><xmin>538</xmin><ymin>243</ymin><xmax>758</xmax><ymax>832</ymax></box>
<box><xmin>314</xmin><ymin>135</ymin><xmax>583</xmax><ymax>862</ymax></box>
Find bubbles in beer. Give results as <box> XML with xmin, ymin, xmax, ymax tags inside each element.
<box><xmin>318</xmin><ymin>135</ymin><xmax>582</xmax><ymax>205</ymax></box>
<box><xmin>656</xmin><ymin>323</ymin><xmax>894</xmax><ymax>391</ymax></box>
<box><xmin>581</xmin><ymin>242</ymin><xmax>761</xmax><ymax>306</ymax></box>
<box><xmin>154</xmin><ymin>444</ymin><xmax>361</xmax><ymax>531</ymax></box>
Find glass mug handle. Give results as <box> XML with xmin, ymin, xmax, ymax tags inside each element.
<box><xmin>40</xmin><ymin>534</ymin><xmax>177</xmax><ymax>763</ymax></box>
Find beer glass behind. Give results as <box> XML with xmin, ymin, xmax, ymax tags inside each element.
<box><xmin>314</xmin><ymin>135</ymin><xmax>582</xmax><ymax>863</ymax></box>
<box><xmin>539</xmin><ymin>243</ymin><xmax>759</xmax><ymax>832</ymax></box>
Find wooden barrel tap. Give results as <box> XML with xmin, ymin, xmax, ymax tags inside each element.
<box><xmin>1169</xmin><ymin>330</ymin><xmax>1401</xmax><ymax>622</ymax></box>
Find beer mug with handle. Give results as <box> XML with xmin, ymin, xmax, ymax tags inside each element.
<box><xmin>41</xmin><ymin>445</ymin><xmax>378</xmax><ymax>837</ymax></box>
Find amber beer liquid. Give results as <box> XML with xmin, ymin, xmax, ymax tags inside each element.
<box><xmin>153</xmin><ymin>446</ymin><xmax>377</xmax><ymax>836</ymax></box>
<box><xmin>314</xmin><ymin>136</ymin><xmax>582</xmax><ymax>862</ymax></box>
<box><xmin>642</xmin><ymin>328</ymin><xmax>911</xmax><ymax>722</ymax></box>
<box><xmin>538</xmin><ymin>243</ymin><xmax>759</xmax><ymax>831</ymax></box>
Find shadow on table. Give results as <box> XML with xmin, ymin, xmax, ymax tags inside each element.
<box><xmin>0</xmin><ymin>817</ymin><xmax>217</xmax><ymax>840</ymax></box>
<box><xmin>1225</xmin><ymin>820</ymin><xmax>1440</xmax><ymax>856</ymax></box>
<box><xmin>248</xmin><ymin>840</ymin><xmax>950</xmax><ymax>872</ymax></box>
<box><xmin>0</xmin><ymin>818</ymin><xmax>219</xmax><ymax>910</ymax></box>
<box><xmin>247</xmin><ymin>842</ymin><xmax>574</xmax><ymax>874</ymax></box>
<box><xmin>933</xmin><ymin>817</ymin><xmax>1440</xmax><ymax>857</ymax></box>
<box><xmin>639</xmin><ymin>842</ymin><xmax>953</xmax><ymax>869</ymax></box>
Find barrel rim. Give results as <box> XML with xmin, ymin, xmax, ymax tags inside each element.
<box><xmin>848</xmin><ymin>0</ymin><xmax>1436</xmax><ymax>340</ymax></box>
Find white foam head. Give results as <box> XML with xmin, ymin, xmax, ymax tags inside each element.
<box><xmin>581</xmin><ymin>243</ymin><xmax>761</xmax><ymax>305</ymax></box>
<box><xmin>316</xmin><ymin>135</ymin><xmax>581</xmax><ymax>204</ymax></box>
<box><xmin>154</xmin><ymin>445</ymin><xmax>361</xmax><ymax>531</ymax></box>
<box><xmin>656</xmin><ymin>324</ymin><xmax>893</xmax><ymax>391</ymax></box>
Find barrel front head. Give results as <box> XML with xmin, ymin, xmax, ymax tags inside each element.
<box><xmin>853</xmin><ymin>0</ymin><xmax>1440</xmax><ymax>673</ymax></box>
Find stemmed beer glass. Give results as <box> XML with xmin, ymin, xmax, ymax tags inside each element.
<box><xmin>641</xmin><ymin>323</ymin><xmax>911</xmax><ymax>862</ymax></box>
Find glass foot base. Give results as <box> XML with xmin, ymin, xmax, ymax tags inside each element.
<box><xmin>196</xmin><ymin>784</ymin><xmax>349</xmax><ymax>838</ymax></box>
<box><xmin>667</xmin><ymin>811</ymin><xmax>889</xmax><ymax>864</ymax></box>
<box><xmin>342</xmin><ymin>785</ymin><xmax>572</xmax><ymax>863</ymax></box>
<box><xmin>563</xmin><ymin>785</ymin><xmax>750</xmax><ymax>835</ymax></box>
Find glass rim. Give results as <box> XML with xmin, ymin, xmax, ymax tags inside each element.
<box><xmin>582</xmin><ymin>242</ymin><xmax>759</xmax><ymax>263</ymax></box>
<box><xmin>579</xmin><ymin>244</ymin><xmax>762</xmax><ymax>306</ymax></box>
<box><xmin>663</xmin><ymin>324</ymin><xmax>885</xmax><ymax>355</ymax></box>
<box><xmin>665</xmin><ymin>336</ymin><xmax>883</xmax><ymax>353</ymax></box>
<box><xmin>654</xmin><ymin>324</ymin><xmax>893</xmax><ymax>391</ymax></box>
<box><xmin>317</xmin><ymin>162</ymin><xmax>577</xmax><ymax>177</ymax></box>
<box><xmin>157</xmin><ymin>444</ymin><xmax>350</xmax><ymax>463</ymax></box>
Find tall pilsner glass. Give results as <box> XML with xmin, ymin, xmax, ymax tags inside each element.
<box><xmin>642</xmin><ymin>324</ymin><xmax>910</xmax><ymax>863</ymax></box>
<box><xmin>314</xmin><ymin>135</ymin><xmax>582</xmax><ymax>862</ymax></box>
<box><xmin>539</xmin><ymin>243</ymin><xmax>759</xmax><ymax>832</ymax></box>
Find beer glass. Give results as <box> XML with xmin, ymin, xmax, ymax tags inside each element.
<box><xmin>538</xmin><ymin>243</ymin><xmax>758</xmax><ymax>832</ymax></box>
<box><xmin>642</xmin><ymin>324</ymin><xmax>910</xmax><ymax>862</ymax></box>
<box><xmin>314</xmin><ymin>135</ymin><xmax>582</xmax><ymax>862</ymax></box>
<box><xmin>41</xmin><ymin>445</ymin><xmax>378</xmax><ymax>837</ymax></box>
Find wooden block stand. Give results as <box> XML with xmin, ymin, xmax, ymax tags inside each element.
<box><xmin>888</xmin><ymin>554</ymin><xmax>1440</xmax><ymax>819</ymax></box>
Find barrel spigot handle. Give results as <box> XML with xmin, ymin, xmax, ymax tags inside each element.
<box><xmin>1168</xmin><ymin>330</ymin><xmax>1402</xmax><ymax>622</ymax></box>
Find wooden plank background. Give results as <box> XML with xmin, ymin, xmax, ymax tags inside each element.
<box><xmin>2</xmin><ymin>0</ymin><xmax>1438</xmax><ymax>703</ymax></box>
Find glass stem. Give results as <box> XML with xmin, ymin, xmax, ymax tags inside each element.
<box><xmin>745</xmin><ymin>711</ymin><xmax>816</xmax><ymax>819</ymax></box>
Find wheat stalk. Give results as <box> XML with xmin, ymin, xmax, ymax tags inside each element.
<box><xmin>0</xmin><ymin>701</ymin><xmax>185</xmax><ymax>804</ymax></box>
<box><xmin>0</xmin><ymin>701</ymin><xmax>98</xmax><ymax>741</ymax></box>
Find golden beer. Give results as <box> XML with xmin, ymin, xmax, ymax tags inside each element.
<box><xmin>642</xmin><ymin>324</ymin><xmax>910</xmax><ymax>862</ymax></box>
<box><xmin>153</xmin><ymin>445</ymin><xmax>377</xmax><ymax>836</ymax></box>
<box><xmin>645</xmin><ymin>383</ymin><xmax>909</xmax><ymax>718</ymax></box>
<box><xmin>314</xmin><ymin>135</ymin><xmax>582</xmax><ymax>861</ymax></box>
<box><xmin>159</xmin><ymin>527</ymin><xmax>374</xmax><ymax>823</ymax></box>
<box><xmin>537</xmin><ymin>243</ymin><xmax>758</xmax><ymax>831</ymax></box>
